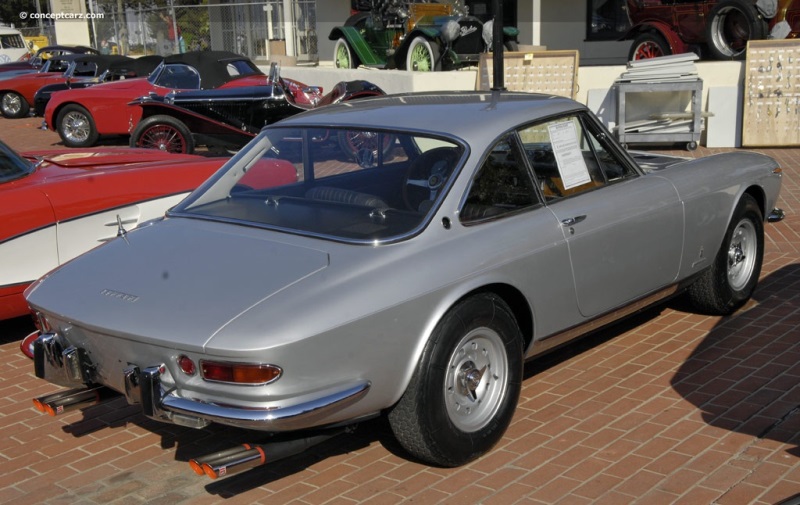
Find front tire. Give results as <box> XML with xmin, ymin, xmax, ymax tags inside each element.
<box><xmin>1</xmin><ymin>91</ymin><xmax>30</xmax><ymax>118</ymax></box>
<box><xmin>388</xmin><ymin>293</ymin><xmax>522</xmax><ymax>467</ymax></box>
<box><xmin>687</xmin><ymin>194</ymin><xmax>764</xmax><ymax>315</ymax></box>
<box><xmin>130</xmin><ymin>115</ymin><xmax>194</xmax><ymax>154</ymax></box>
<box><xmin>56</xmin><ymin>104</ymin><xmax>99</xmax><ymax>147</ymax></box>
<box><xmin>405</xmin><ymin>37</ymin><xmax>441</xmax><ymax>72</ymax></box>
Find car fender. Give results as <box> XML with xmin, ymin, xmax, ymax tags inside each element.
<box><xmin>134</xmin><ymin>100</ymin><xmax>255</xmax><ymax>138</ymax></box>
<box><xmin>659</xmin><ymin>152</ymin><xmax>780</xmax><ymax>279</ymax></box>
<box><xmin>328</xmin><ymin>26</ymin><xmax>384</xmax><ymax>66</ymax></box>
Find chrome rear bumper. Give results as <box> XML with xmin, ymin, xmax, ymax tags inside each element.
<box><xmin>33</xmin><ymin>331</ymin><xmax>371</xmax><ymax>431</ymax></box>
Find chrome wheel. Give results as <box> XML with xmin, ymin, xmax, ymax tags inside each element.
<box><xmin>61</xmin><ymin>111</ymin><xmax>91</xmax><ymax>144</ymax></box>
<box><xmin>1</xmin><ymin>92</ymin><xmax>22</xmax><ymax>116</ymax></box>
<box><xmin>709</xmin><ymin>6</ymin><xmax>752</xmax><ymax>58</ymax></box>
<box><xmin>444</xmin><ymin>327</ymin><xmax>509</xmax><ymax>432</ymax></box>
<box><xmin>727</xmin><ymin>219</ymin><xmax>757</xmax><ymax>291</ymax></box>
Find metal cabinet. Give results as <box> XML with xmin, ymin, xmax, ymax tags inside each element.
<box><xmin>615</xmin><ymin>79</ymin><xmax>703</xmax><ymax>150</ymax></box>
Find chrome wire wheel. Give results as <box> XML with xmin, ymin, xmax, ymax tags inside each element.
<box><xmin>444</xmin><ymin>327</ymin><xmax>509</xmax><ymax>433</ymax></box>
<box><xmin>138</xmin><ymin>124</ymin><xmax>187</xmax><ymax>153</ymax></box>
<box><xmin>61</xmin><ymin>110</ymin><xmax>91</xmax><ymax>144</ymax></box>
<box><xmin>406</xmin><ymin>37</ymin><xmax>440</xmax><ymax>71</ymax></box>
<box><xmin>1</xmin><ymin>93</ymin><xmax>22</xmax><ymax>116</ymax></box>
<box><xmin>727</xmin><ymin>218</ymin><xmax>757</xmax><ymax>291</ymax></box>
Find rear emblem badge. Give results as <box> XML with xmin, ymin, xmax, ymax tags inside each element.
<box><xmin>100</xmin><ymin>289</ymin><xmax>139</xmax><ymax>303</ymax></box>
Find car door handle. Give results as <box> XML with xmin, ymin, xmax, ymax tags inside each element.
<box><xmin>561</xmin><ymin>215</ymin><xmax>586</xmax><ymax>227</ymax></box>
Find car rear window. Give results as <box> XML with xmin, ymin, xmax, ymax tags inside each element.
<box><xmin>174</xmin><ymin>127</ymin><xmax>464</xmax><ymax>243</ymax></box>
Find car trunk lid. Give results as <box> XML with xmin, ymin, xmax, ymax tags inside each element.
<box><xmin>25</xmin><ymin>218</ymin><xmax>329</xmax><ymax>352</ymax></box>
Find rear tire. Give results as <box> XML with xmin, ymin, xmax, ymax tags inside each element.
<box><xmin>388</xmin><ymin>293</ymin><xmax>522</xmax><ymax>467</ymax></box>
<box><xmin>687</xmin><ymin>194</ymin><xmax>764</xmax><ymax>315</ymax></box>
<box><xmin>130</xmin><ymin>115</ymin><xmax>194</xmax><ymax>154</ymax></box>
<box><xmin>56</xmin><ymin>104</ymin><xmax>99</xmax><ymax>147</ymax></box>
<box><xmin>334</xmin><ymin>38</ymin><xmax>359</xmax><ymax>69</ymax></box>
<box><xmin>628</xmin><ymin>31</ymin><xmax>671</xmax><ymax>61</ymax></box>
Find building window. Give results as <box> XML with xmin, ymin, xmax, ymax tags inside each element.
<box><xmin>586</xmin><ymin>0</ymin><xmax>631</xmax><ymax>41</ymax></box>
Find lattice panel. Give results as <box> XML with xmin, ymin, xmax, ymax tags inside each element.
<box><xmin>743</xmin><ymin>39</ymin><xmax>800</xmax><ymax>147</ymax></box>
<box><xmin>476</xmin><ymin>50</ymin><xmax>579</xmax><ymax>99</ymax></box>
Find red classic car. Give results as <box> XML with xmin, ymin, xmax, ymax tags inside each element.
<box><xmin>0</xmin><ymin>54</ymin><xmax>129</xmax><ymax>118</ymax></box>
<box><xmin>43</xmin><ymin>51</ymin><xmax>273</xmax><ymax>148</ymax></box>
<box><xmin>627</xmin><ymin>0</ymin><xmax>800</xmax><ymax>60</ymax></box>
<box><xmin>0</xmin><ymin>141</ymin><xmax>236</xmax><ymax>321</ymax></box>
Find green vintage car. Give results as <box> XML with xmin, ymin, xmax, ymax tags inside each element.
<box><xmin>329</xmin><ymin>0</ymin><xmax>518</xmax><ymax>71</ymax></box>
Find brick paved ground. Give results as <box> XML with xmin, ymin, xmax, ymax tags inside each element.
<box><xmin>1</xmin><ymin>115</ymin><xmax>799</xmax><ymax>504</ymax></box>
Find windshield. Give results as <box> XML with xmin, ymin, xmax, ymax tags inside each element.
<box><xmin>173</xmin><ymin>126</ymin><xmax>464</xmax><ymax>243</ymax></box>
<box><xmin>0</xmin><ymin>139</ymin><xmax>34</xmax><ymax>183</ymax></box>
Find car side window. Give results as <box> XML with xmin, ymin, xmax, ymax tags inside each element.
<box><xmin>154</xmin><ymin>64</ymin><xmax>201</xmax><ymax>89</ymax></box>
<box><xmin>460</xmin><ymin>134</ymin><xmax>538</xmax><ymax>224</ymax></box>
<box><xmin>520</xmin><ymin>114</ymin><xmax>633</xmax><ymax>201</ymax></box>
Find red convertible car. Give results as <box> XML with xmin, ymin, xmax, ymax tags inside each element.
<box><xmin>0</xmin><ymin>54</ymin><xmax>129</xmax><ymax>118</ymax></box>
<box><xmin>0</xmin><ymin>141</ymin><xmax>238</xmax><ymax>321</ymax></box>
<box><xmin>43</xmin><ymin>51</ymin><xmax>274</xmax><ymax>148</ymax></box>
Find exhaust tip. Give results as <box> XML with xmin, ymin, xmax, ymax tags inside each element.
<box><xmin>188</xmin><ymin>459</ymin><xmax>205</xmax><ymax>476</ymax></box>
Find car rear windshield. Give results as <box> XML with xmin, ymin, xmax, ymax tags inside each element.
<box><xmin>173</xmin><ymin>127</ymin><xmax>464</xmax><ymax>243</ymax></box>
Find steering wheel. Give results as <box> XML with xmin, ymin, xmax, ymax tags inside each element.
<box><xmin>403</xmin><ymin>147</ymin><xmax>460</xmax><ymax>212</ymax></box>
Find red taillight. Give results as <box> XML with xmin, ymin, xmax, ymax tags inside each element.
<box><xmin>177</xmin><ymin>355</ymin><xmax>196</xmax><ymax>375</ymax></box>
<box><xmin>200</xmin><ymin>361</ymin><xmax>282</xmax><ymax>385</ymax></box>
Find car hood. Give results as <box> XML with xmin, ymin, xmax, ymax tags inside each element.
<box><xmin>26</xmin><ymin>218</ymin><xmax>330</xmax><ymax>352</ymax></box>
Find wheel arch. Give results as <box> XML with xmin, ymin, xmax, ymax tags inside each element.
<box><xmin>51</xmin><ymin>100</ymin><xmax>83</xmax><ymax>126</ymax></box>
<box><xmin>329</xmin><ymin>26</ymin><xmax>381</xmax><ymax>66</ymax></box>
<box><xmin>742</xmin><ymin>184</ymin><xmax>767</xmax><ymax>221</ymax></box>
<box><xmin>436</xmin><ymin>283</ymin><xmax>534</xmax><ymax>358</ymax></box>
<box><xmin>625</xmin><ymin>22</ymin><xmax>689</xmax><ymax>55</ymax></box>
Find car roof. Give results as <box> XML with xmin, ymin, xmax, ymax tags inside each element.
<box><xmin>109</xmin><ymin>55</ymin><xmax>163</xmax><ymax>77</ymax></box>
<box><xmin>36</xmin><ymin>45</ymin><xmax>99</xmax><ymax>55</ymax></box>
<box><xmin>274</xmin><ymin>91</ymin><xmax>587</xmax><ymax>141</ymax></box>
<box><xmin>49</xmin><ymin>54</ymin><xmax>132</xmax><ymax>74</ymax></box>
<box><xmin>162</xmin><ymin>50</ymin><xmax>263</xmax><ymax>89</ymax></box>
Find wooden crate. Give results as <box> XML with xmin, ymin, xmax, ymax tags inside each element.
<box><xmin>476</xmin><ymin>50</ymin><xmax>579</xmax><ymax>99</ymax></box>
<box><xmin>742</xmin><ymin>39</ymin><xmax>800</xmax><ymax>147</ymax></box>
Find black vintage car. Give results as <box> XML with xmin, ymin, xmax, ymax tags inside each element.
<box><xmin>33</xmin><ymin>55</ymin><xmax>163</xmax><ymax>116</ymax></box>
<box><xmin>128</xmin><ymin>64</ymin><xmax>386</xmax><ymax>155</ymax></box>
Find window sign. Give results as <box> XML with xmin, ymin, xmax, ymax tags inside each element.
<box><xmin>548</xmin><ymin>121</ymin><xmax>591</xmax><ymax>189</ymax></box>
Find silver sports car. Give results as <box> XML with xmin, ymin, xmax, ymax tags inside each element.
<box><xmin>25</xmin><ymin>91</ymin><xmax>784</xmax><ymax>477</ymax></box>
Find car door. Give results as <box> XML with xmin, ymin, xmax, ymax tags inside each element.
<box><xmin>522</xmin><ymin>113</ymin><xmax>684</xmax><ymax>318</ymax></box>
<box><xmin>460</xmin><ymin>133</ymin><xmax>582</xmax><ymax>341</ymax></box>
